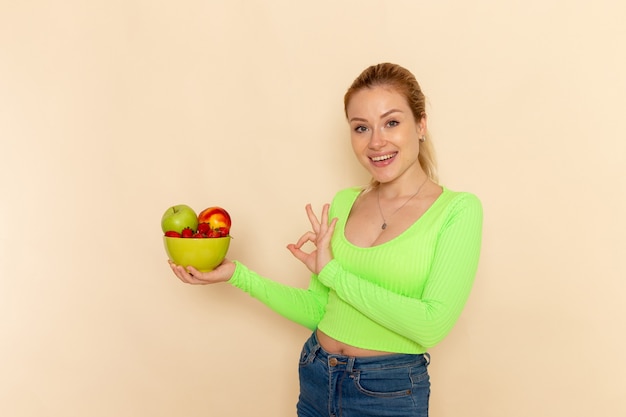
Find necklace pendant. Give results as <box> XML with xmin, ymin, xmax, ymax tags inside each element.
<box><xmin>381</xmin><ymin>223</ymin><xmax>387</xmax><ymax>230</ymax></box>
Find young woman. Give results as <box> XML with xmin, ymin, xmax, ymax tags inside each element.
<box><xmin>170</xmin><ymin>63</ymin><xmax>483</xmax><ymax>417</ymax></box>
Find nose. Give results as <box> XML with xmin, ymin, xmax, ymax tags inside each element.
<box><xmin>368</xmin><ymin>128</ymin><xmax>385</xmax><ymax>149</ymax></box>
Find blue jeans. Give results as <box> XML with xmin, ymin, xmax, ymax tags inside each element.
<box><xmin>297</xmin><ymin>331</ymin><xmax>431</xmax><ymax>417</ymax></box>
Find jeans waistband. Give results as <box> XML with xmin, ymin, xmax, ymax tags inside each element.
<box><xmin>306</xmin><ymin>331</ymin><xmax>430</xmax><ymax>371</ymax></box>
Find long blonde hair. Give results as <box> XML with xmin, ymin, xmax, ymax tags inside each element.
<box><xmin>344</xmin><ymin>63</ymin><xmax>438</xmax><ymax>186</ymax></box>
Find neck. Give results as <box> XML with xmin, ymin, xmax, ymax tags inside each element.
<box><xmin>376</xmin><ymin>174</ymin><xmax>430</xmax><ymax>231</ymax></box>
<box><xmin>377</xmin><ymin>174</ymin><xmax>430</xmax><ymax>200</ymax></box>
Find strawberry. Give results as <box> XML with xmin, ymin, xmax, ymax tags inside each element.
<box><xmin>197</xmin><ymin>222</ymin><xmax>211</xmax><ymax>235</ymax></box>
<box><xmin>192</xmin><ymin>232</ymin><xmax>207</xmax><ymax>238</ymax></box>
<box><xmin>181</xmin><ymin>227</ymin><xmax>194</xmax><ymax>238</ymax></box>
<box><xmin>215</xmin><ymin>227</ymin><xmax>230</xmax><ymax>237</ymax></box>
<box><xmin>207</xmin><ymin>229</ymin><xmax>221</xmax><ymax>238</ymax></box>
<box><xmin>164</xmin><ymin>230</ymin><xmax>181</xmax><ymax>238</ymax></box>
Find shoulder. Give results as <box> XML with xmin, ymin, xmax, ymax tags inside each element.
<box><xmin>437</xmin><ymin>187</ymin><xmax>483</xmax><ymax>221</ymax></box>
<box><xmin>329</xmin><ymin>186</ymin><xmax>364</xmax><ymax>217</ymax></box>
<box><xmin>330</xmin><ymin>186</ymin><xmax>363</xmax><ymax>205</ymax></box>
<box><xmin>439</xmin><ymin>187</ymin><xmax>481</xmax><ymax>206</ymax></box>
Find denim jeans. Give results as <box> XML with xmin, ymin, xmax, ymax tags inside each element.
<box><xmin>297</xmin><ymin>331</ymin><xmax>431</xmax><ymax>417</ymax></box>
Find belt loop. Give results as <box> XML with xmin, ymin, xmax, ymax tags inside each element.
<box><xmin>311</xmin><ymin>332</ymin><xmax>322</xmax><ymax>356</ymax></box>
<box><xmin>424</xmin><ymin>352</ymin><xmax>431</xmax><ymax>366</ymax></box>
<box><xmin>346</xmin><ymin>356</ymin><xmax>356</xmax><ymax>372</ymax></box>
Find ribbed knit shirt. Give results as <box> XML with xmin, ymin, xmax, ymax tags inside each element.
<box><xmin>229</xmin><ymin>186</ymin><xmax>483</xmax><ymax>354</ymax></box>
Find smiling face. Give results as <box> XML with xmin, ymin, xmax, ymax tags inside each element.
<box><xmin>346</xmin><ymin>85</ymin><xmax>427</xmax><ymax>185</ymax></box>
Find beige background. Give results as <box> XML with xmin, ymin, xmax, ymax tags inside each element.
<box><xmin>1</xmin><ymin>1</ymin><xmax>624</xmax><ymax>416</ymax></box>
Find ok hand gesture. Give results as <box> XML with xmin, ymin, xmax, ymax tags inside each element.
<box><xmin>287</xmin><ymin>203</ymin><xmax>338</xmax><ymax>275</ymax></box>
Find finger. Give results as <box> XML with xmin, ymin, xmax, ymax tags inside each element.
<box><xmin>305</xmin><ymin>204</ymin><xmax>321</xmax><ymax>233</ymax></box>
<box><xmin>326</xmin><ymin>217</ymin><xmax>338</xmax><ymax>240</ymax></box>
<box><xmin>317</xmin><ymin>217</ymin><xmax>337</xmax><ymax>246</ymax></box>
<box><xmin>293</xmin><ymin>231</ymin><xmax>316</xmax><ymax>249</ymax></box>
<box><xmin>179</xmin><ymin>268</ymin><xmax>196</xmax><ymax>283</ymax></box>
<box><xmin>286</xmin><ymin>243</ymin><xmax>309</xmax><ymax>263</ymax></box>
<box><xmin>186</xmin><ymin>265</ymin><xmax>200</xmax><ymax>276</ymax></box>
<box><xmin>323</xmin><ymin>216</ymin><xmax>337</xmax><ymax>235</ymax></box>
<box><xmin>171</xmin><ymin>264</ymin><xmax>191</xmax><ymax>282</ymax></box>
<box><xmin>186</xmin><ymin>266</ymin><xmax>213</xmax><ymax>284</ymax></box>
<box><xmin>320</xmin><ymin>203</ymin><xmax>330</xmax><ymax>230</ymax></box>
<box><xmin>329</xmin><ymin>216</ymin><xmax>338</xmax><ymax>231</ymax></box>
<box><xmin>185</xmin><ymin>267</ymin><xmax>198</xmax><ymax>281</ymax></box>
<box><xmin>169</xmin><ymin>261</ymin><xmax>184</xmax><ymax>279</ymax></box>
<box><xmin>317</xmin><ymin>218</ymin><xmax>337</xmax><ymax>256</ymax></box>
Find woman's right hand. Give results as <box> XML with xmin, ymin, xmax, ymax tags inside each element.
<box><xmin>169</xmin><ymin>259</ymin><xmax>236</xmax><ymax>285</ymax></box>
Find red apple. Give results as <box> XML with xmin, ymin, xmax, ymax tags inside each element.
<box><xmin>197</xmin><ymin>207</ymin><xmax>231</xmax><ymax>234</ymax></box>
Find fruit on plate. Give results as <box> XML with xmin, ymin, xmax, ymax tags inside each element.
<box><xmin>197</xmin><ymin>207</ymin><xmax>231</xmax><ymax>235</ymax></box>
<box><xmin>161</xmin><ymin>204</ymin><xmax>198</xmax><ymax>234</ymax></box>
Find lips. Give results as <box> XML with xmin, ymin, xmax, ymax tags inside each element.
<box><xmin>370</xmin><ymin>152</ymin><xmax>397</xmax><ymax>163</ymax></box>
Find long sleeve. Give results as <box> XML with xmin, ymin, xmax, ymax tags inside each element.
<box><xmin>317</xmin><ymin>192</ymin><xmax>483</xmax><ymax>349</ymax></box>
<box><xmin>225</xmin><ymin>187</ymin><xmax>482</xmax><ymax>354</ymax></box>
<box><xmin>228</xmin><ymin>261</ymin><xmax>329</xmax><ymax>330</ymax></box>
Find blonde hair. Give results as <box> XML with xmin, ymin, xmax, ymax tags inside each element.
<box><xmin>344</xmin><ymin>63</ymin><xmax>438</xmax><ymax>185</ymax></box>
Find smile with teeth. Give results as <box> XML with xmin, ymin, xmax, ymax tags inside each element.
<box><xmin>371</xmin><ymin>152</ymin><xmax>397</xmax><ymax>162</ymax></box>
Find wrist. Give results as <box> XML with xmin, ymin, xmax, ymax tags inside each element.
<box><xmin>317</xmin><ymin>259</ymin><xmax>338</xmax><ymax>287</ymax></box>
<box><xmin>219</xmin><ymin>260</ymin><xmax>236</xmax><ymax>282</ymax></box>
<box><xmin>227</xmin><ymin>260</ymin><xmax>244</xmax><ymax>285</ymax></box>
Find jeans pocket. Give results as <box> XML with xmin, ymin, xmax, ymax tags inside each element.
<box><xmin>353</xmin><ymin>363</ymin><xmax>429</xmax><ymax>398</ymax></box>
<box><xmin>298</xmin><ymin>342</ymin><xmax>318</xmax><ymax>367</ymax></box>
<box><xmin>353</xmin><ymin>369</ymin><xmax>413</xmax><ymax>398</ymax></box>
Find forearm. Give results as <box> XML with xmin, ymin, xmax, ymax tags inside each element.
<box><xmin>318</xmin><ymin>260</ymin><xmax>469</xmax><ymax>347</ymax></box>
<box><xmin>228</xmin><ymin>261</ymin><xmax>328</xmax><ymax>330</ymax></box>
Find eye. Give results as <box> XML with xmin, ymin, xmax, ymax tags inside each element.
<box><xmin>354</xmin><ymin>125</ymin><xmax>368</xmax><ymax>133</ymax></box>
<box><xmin>386</xmin><ymin>120</ymin><xmax>399</xmax><ymax>128</ymax></box>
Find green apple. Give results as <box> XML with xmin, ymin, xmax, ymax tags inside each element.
<box><xmin>161</xmin><ymin>204</ymin><xmax>198</xmax><ymax>234</ymax></box>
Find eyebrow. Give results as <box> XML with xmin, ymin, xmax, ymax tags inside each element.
<box><xmin>349</xmin><ymin>108</ymin><xmax>403</xmax><ymax>123</ymax></box>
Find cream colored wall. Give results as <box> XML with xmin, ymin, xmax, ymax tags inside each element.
<box><xmin>1</xmin><ymin>1</ymin><xmax>624</xmax><ymax>416</ymax></box>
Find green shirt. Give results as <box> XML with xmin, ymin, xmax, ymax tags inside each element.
<box><xmin>229</xmin><ymin>186</ymin><xmax>483</xmax><ymax>354</ymax></box>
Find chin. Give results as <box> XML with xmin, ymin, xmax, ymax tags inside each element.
<box><xmin>371</xmin><ymin>174</ymin><xmax>395</xmax><ymax>185</ymax></box>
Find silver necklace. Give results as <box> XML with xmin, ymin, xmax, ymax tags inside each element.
<box><xmin>377</xmin><ymin>177</ymin><xmax>429</xmax><ymax>230</ymax></box>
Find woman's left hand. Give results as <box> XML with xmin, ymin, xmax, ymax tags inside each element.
<box><xmin>287</xmin><ymin>203</ymin><xmax>338</xmax><ymax>274</ymax></box>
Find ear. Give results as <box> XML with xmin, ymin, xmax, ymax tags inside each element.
<box><xmin>415</xmin><ymin>114</ymin><xmax>427</xmax><ymax>135</ymax></box>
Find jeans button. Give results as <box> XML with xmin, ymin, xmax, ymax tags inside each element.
<box><xmin>329</xmin><ymin>357</ymin><xmax>338</xmax><ymax>366</ymax></box>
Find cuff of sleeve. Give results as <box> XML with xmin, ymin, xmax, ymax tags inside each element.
<box><xmin>317</xmin><ymin>259</ymin><xmax>340</xmax><ymax>288</ymax></box>
<box><xmin>227</xmin><ymin>260</ymin><xmax>248</xmax><ymax>290</ymax></box>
